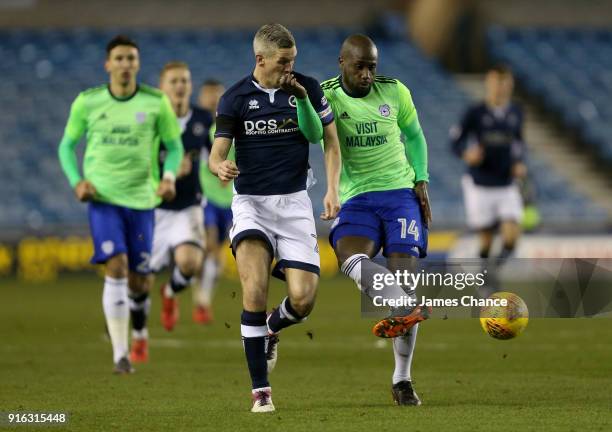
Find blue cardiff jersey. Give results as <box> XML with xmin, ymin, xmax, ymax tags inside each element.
<box><xmin>214</xmin><ymin>72</ymin><xmax>334</xmax><ymax>195</ymax></box>
<box><xmin>450</xmin><ymin>102</ymin><xmax>525</xmax><ymax>186</ymax></box>
<box><xmin>159</xmin><ymin>106</ymin><xmax>213</xmax><ymax>210</ymax></box>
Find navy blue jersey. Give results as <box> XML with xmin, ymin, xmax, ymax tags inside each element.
<box><xmin>450</xmin><ymin>102</ymin><xmax>525</xmax><ymax>186</ymax></box>
<box><xmin>159</xmin><ymin>106</ymin><xmax>213</xmax><ymax>210</ymax></box>
<box><xmin>215</xmin><ymin>72</ymin><xmax>334</xmax><ymax>195</ymax></box>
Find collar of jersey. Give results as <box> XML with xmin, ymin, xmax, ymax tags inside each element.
<box><xmin>251</xmin><ymin>74</ymin><xmax>280</xmax><ymax>103</ymax></box>
<box><xmin>107</xmin><ymin>84</ymin><xmax>139</xmax><ymax>102</ymax></box>
<box><xmin>177</xmin><ymin>109</ymin><xmax>193</xmax><ymax>133</ymax></box>
<box><xmin>339</xmin><ymin>75</ymin><xmax>371</xmax><ymax>99</ymax></box>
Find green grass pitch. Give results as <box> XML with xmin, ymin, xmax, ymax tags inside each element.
<box><xmin>1</xmin><ymin>274</ymin><xmax>611</xmax><ymax>431</ymax></box>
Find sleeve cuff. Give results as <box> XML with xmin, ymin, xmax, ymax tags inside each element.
<box><xmin>162</xmin><ymin>171</ymin><xmax>176</xmax><ymax>183</ymax></box>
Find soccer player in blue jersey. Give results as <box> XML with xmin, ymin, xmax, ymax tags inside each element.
<box><xmin>450</xmin><ymin>65</ymin><xmax>527</xmax><ymax>263</ymax></box>
<box><xmin>57</xmin><ymin>36</ymin><xmax>183</xmax><ymax>374</ymax></box>
<box><xmin>209</xmin><ymin>23</ymin><xmax>341</xmax><ymax>413</ymax></box>
<box><xmin>128</xmin><ymin>62</ymin><xmax>213</xmax><ymax>363</ymax></box>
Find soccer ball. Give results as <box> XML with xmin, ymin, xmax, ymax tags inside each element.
<box><xmin>479</xmin><ymin>292</ymin><xmax>529</xmax><ymax>340</ymax></box>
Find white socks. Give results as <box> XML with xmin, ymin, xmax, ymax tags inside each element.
<box><xmin>102</xmin><ymin>277</ymin><xmax>129</xmax><ymax>364</ymax></box>
<box><xmin>340</xmin><ymin>254</ymin><xmax>419</xmax><ymax>384</ymax></box>
<box><xmin>392</xmin><ymin>323</ymin><xmax>419</xmax><ymax>384</ymax></box>
<box><xmin>340</xmin><ymin>254</ymin><xmax>409</xmax><ymax>301</ymax></box>
<box><xmin>199</xmin><ymin>256</ymin><xmax>219</xmax><ymax>306</ymax></box>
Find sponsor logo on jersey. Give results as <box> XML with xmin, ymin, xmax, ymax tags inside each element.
<box><xmin>248</xmin><ymin>99</ymin><xmax>260</xmax><ymax>110</ymax></box>
<box><xmin>339</xmin><ymin>111</ymin><xmax>351</xmax><ymax>120</ymax></box>
<box><xmin>98</xmin><ymin>113</ymin><xmax>108</xmax><ymax>121</ymax></box>
<box><xmin>288</xmin><ymin>95</ymin><xmax>297</xmax><ymax>107</ymax></box>
<box><xmin>192</xmin><ymin>122</ymin><xmax>205</xmax><ymax>137</ymax></box>
<box><xmin>243</xmin><ymin>118</ymin><xmax>299</xmax><ymax>135</ymax></box>
<box><xmin>379</xmin><ymin>104</ymin><xmax>391</xmax><ymax>117</ymax></box>
<box><xmin>135</xmin><ymin>112</ymin><xmax>147</xmax><ymax>123</ymax></box>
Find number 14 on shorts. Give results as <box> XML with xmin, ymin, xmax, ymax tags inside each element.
<box><xmin>397</xmin><ymin>218</ymin><xmax>419</xmax><ymax>241</ymax></box>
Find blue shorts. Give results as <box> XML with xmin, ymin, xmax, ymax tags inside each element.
<box><xmin>329</xmin><ymin>188</ymin><xmax>428</xmax><ymax>258</ymax></box>
<box><xmin>88</xmin><ymin>201</ymin><xmax>155</xmax><ymax>274</ymax></box>
<box><xmin>203</xmin><ymin>201</ymin><xmax>233</xmax><ymax>243</ymax></box>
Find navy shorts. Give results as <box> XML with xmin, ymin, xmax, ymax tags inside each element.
<box><xmin>203</xmin><ymin>201</ymin><xmax>233</xmax><ymax>243</ymax></box>
<box><xmin>329</xmin><ymin>188</ymin><xmax>428</xmax><ymax>258</ymax></box>
<box><xmin>88</xmin><ymin>201</ymin><xmax>155</xmax><ymax>274</ymax></box>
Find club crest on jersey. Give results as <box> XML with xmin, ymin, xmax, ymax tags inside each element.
<box><xmin>321</xmin><ymin>96</ymin><xmax>328</xmax><ymax>106</ymax></box>
<box><xmin>288</xmin><ymin>95</ymin><xmax>297</xmax><ymax>107</ymax></box>
<box><xmin>135</xmin><ymin>112</ymin><xmax>147</xmax><ymax>123</ymax></box>
<box><xmin>192</xmin><ymin>122</ymin><xmax>205</xmax><ymax>136</ymax></box>
<box><xmin>101</xmin><ymin>240</ymin><xmax>115</xmax><ymax>255</ymax></box>
<box><xmin>379</xmin><ymin>104</ymin><xmax>391</xmax><ymax>117</ymax></box>
<box><xmin>248</xmin><ymin>99</ymin><xmax>260</xmax><ymax>110</ymax></box>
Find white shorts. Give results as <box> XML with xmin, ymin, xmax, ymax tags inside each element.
<box><xmin>229</xmin><ymin>190</ymin><xmax>320</xmax><ymax>280</ymax></box>
<box><xmin>461</xmin><ymin>175</ymin><xmax>523</xmax><ymax>230</ymax></box>
<box><xmin>150</xmin><ymin>205</ymin><xmax>204</xmax><ymax>272</ymax></box>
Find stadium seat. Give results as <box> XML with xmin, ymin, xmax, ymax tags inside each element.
<box><xmin>0</xmin><ymin>28</ymin><xmax>607</xmax><ymax>230</ymax></box>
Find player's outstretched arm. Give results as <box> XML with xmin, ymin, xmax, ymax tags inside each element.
<box><xmin>321</xmin><ymin>121</ymin><xmax>341</xmax><ymax>220</ymax></box>
<box><xmin>209</xmin><ymin>137</ymin><xmax>239</xmax><ymax>182</ymax></box>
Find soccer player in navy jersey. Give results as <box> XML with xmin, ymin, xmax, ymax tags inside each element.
<box><xmin>208</xmin><ymin>23</ymin><xmax>341</xmax><ymax>412</ymax></box>
<box><xmin>128</xmin><ymin>62</ymin><xmax>213</xmax><ymax>363</ymax></box>
<box><xmin>450</xmin><ymin>65</ymin><xmax>527</xmax><ymax>263</ymax></box>
<box><xmin>194</xmin><ymin>79</ymin><xmax>233</xmax><ymax>325</ymax></box>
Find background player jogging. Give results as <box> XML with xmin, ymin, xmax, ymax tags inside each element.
<box><xmin>450</xmin><ymin>65</ymin><xmax>527</xmax><ymax>266</ymax></box>
<box><xmin>128</xmin><ymin>61</ymin><xmax>213</xmax><ymax>363</ymax></box>
<box><xmin>195</xmin><ymin>79</ymin><xmax>233</xmax><ymax>324</ymax></box>
<box><xmin>57</xmin><ymin>35</ymin><xmax>183</xmax><ymax>374</ymax></box>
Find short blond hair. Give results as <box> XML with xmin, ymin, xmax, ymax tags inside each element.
<box><xmin>253</xmin><ymin>23</ymin><xmax>295</xmax><ymax>57</ymax></box>
<box><xmin>159</xmin><ymin>61</ymin><xmax>190</xmax><ymax>79</ymax></box>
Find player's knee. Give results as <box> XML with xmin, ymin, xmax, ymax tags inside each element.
<box><xmin>128</xmin><ymin>273</ymin><xmax>152</xmax><ymax>294</ymax></box>
<box><xmin>176</xmin><ymin>255</ymin><xmax>202</xmax><ymax>278</ymax></box>
<box><xmin>336</xmin><ymin>250</ymin><xmax>355</xmax><ymax>268</ymax></box>
<box><xmin>291</xmin><ymin>297</ymin><xmax>315</xmax><ymax>318</ymax></box>
<box><xmin>242</xmin><ymin>288</ymin><xmax>267</xmax><ymax>311</ymax></box>
<box><xmin>105</xmin><ymin>254</ymin><xmax>128</xmax><ymax>279</ymax></box>
<box><xmin>289</xmin><ymin>286</ymin><xmax>317</xmax><ymax>317</ymax></box>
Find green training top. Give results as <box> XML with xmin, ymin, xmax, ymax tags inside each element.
<box><xmin>321</xmin><ymin>75</ymin><xmax>428</xmax><ymax>203</ymax></box>
<box><xmin>200</xmin><ymin>123</ymin><xmax>234</xmax><ymax>208</ymax></box>
<box><xmin>61</xmin><ymin>84</ymin><xmax>182</xmax><ymax>209</ymax></box>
